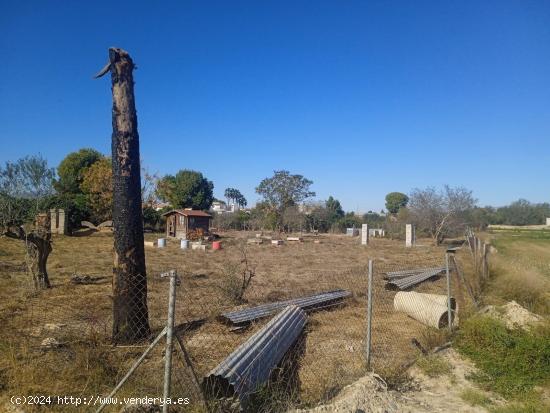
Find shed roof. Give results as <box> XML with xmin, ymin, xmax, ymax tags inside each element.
<box><xmin>162</xmin><ymin>209</ymin><xmax>212</xmax><ymax>218</ymax></box>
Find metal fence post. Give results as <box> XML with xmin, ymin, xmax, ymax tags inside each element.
<box><xmin>445</xmin><ymin>253</ymin><xmax>452</xmax><ymax>330</ymax></box>
<box><xmin>95</xmin><ymin>327</ymin><xmax>167</xmax><ymax>413</ymax></box>
<box><xmin>366</xmin><ymin>259</ymin><xmax>373</xmax><ymax>370</ymax></box>
<box><xmin>163</xmin><ymin>270</ymin><xmax>178</xmax><ymax>413</ymax></box>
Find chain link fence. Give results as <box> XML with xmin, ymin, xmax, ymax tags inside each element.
<box><xmin>0</xmin><ymin>231</ymin><xmax>485</xmax><ymax>412</ymax></box>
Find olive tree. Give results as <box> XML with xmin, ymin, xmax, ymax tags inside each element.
<box><xmin>0</xmin><ymin>155</ymin><xmax>55</xmax><ymax>289</ymax></box>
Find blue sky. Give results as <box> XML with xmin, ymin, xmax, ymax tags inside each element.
<box><xmin>1</xmin><ymin>1</ymin><xmax>549</xmax><ymax>212</ymax></box>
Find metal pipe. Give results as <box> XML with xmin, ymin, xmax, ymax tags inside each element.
<box><xmin>366</xmin><ymin>260</ymin><xmax>373</xmax><ymax>370</ymax></box>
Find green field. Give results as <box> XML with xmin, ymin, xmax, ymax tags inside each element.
<box><xmin>486</xmin><ymin>229</ymin><xmax>550</xmax><ymax>315</ymax></box>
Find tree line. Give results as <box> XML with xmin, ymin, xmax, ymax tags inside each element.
<box><xmin>1</xmin><ymin>150</ymin><xmax>548</xmax><ymax>242</ymax></box>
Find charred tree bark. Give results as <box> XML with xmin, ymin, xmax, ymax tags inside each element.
<box><xmin>102</xmin><ymin>48</ymin><xmax>150</xmax><ymax>343</ymax></box>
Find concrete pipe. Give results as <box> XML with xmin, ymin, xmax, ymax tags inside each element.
<box><xmin>394</xmin><ymin>291</ymin><xmax>457</xmax><ymax>329</ymax></box>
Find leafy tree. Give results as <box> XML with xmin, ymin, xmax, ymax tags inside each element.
<box><xmin>363</xmin><ymin>211</ymin><xmax>385</xmax><ymax>227</ymax></box>
<box><xmin>408</xmin><ymin>185</ymin><xmax>476</xmax><ymax>244</ymax></box>
<box><xmin>326</xmin><ymin>196</ymin><xmax>344</xmax><ymax>220</ymax></box>
<box><xmin>495</xmin><ymin>200</ymin><xmax>550</xmax><ymax>226</ymax></box>
<box><xmin>307</xmin><ymin>203</ymin><xmax>332</xmax><ymax>232</ymax></box>
<box><xmin>255</xmin><ymin>170</ymin><xmax>315</xmax><ymax>229</ymax></box>
<box><xmin>40</xmin><ymin>193</ymin><xmax>91</xmax><ymax>231</ymax></box>
<box><xmin>256</xmin><ymin>170</ymin><xmax>315</xmax><ymax>209</ymax></box>
<box><xmin>385</xmin><ymin>192</ymin><xmax>409</xmax><ymax>214</ymax></box>
<box><xmin>282</xmin><ymin>206</ymin><xmax>306</xmax><ymax>232</ymax></box>
<box><xmin>142</xmin><ymin>206</ymin><xmax>162</xmax><ymax>232</ymax></box>
<box><xmin>80</xmin><ymin>157</ymin><xmax>112</xmax><ymax>222</ymax></box>
<box><xmin>335</xmin><ymin>212</ymin><xmax>363</xmax><ymax>232</ymax></box>
<box><xmin>54</xmin><ymin>148</ymin><xmax>103</xmax><ymax>194</ymax></box>
<box><xmin>249</xmin><ymin>201</ymin><xmax>279</xmax><ymax>231</ymax></box>
<box><xmin>156</xmin><ymin>169</ymin><xmax>214</xmax><ymax>210</ymax></box>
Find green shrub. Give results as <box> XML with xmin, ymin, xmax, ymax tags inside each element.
<box><xmin>456</xmin><ymin>316</ymin><xmax>550</xmax><ymax>398</ymax></box>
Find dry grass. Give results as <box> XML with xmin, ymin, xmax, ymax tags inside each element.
<box><xmin>486</xmin><ymin>231</ymin><xmax>550</xmax><ymax>316</ymax></box>
<box><xmin>0</xmin><ymin>231</ymin><xmax>451</xmax><ymax>411</ymax></box>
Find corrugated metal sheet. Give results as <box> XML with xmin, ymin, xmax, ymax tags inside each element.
<box><xmin>220</xmin><ymin>289</ymin><xmax>351</xmax><ymax>325</ymax></box>
<box><xmin>203</xmin><ymin>305</ymin><xmax>307</xmax><ymax>400</ymax></box>
<box><xmin>386</xmin><ymin>268</ymin><xmax>445</xmax><ymax>290</ymax></box>
<box><xmin>385</xmin><ymin>267</ymin><xmax>445</xmax><ymax>280</ymax></box>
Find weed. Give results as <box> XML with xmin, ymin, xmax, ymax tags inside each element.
<box><xmin>415</xmin><ymin>354</ymin><xmax>453</xmax><ymax>378</ymax></box>
<box><xmin>419</xmin><ymin>326</ymin><xmax>450</xmax><ymax>350</ymax></box>
<box><xmin>489</xmin><ymin>398</ymin><xmax>550</xmax><ymax>413</ymax></box>
<box><xmin>377</xmin><ymin>365</ymin><xmax>416</xmax><ymax>391</ymax></box>
<box><xmin>456</xmin><ymin>316</ymin><xmax>550</xmax><ymax>398</ymax></box>
<box><xmin>460</xmin><ymin>388</ymin><xmax>492</xmax><ymax>407</ymax></box>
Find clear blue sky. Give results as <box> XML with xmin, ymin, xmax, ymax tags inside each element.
<box><xmin>1</xmin><ymin>1</ymin><xmax>549</xmax><ymax>212</ymax></box>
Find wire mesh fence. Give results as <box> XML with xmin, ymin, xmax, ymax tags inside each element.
<box><xmin>0</xmin><ymin>230</ymin><xmax>487</xmax><ymax>412</ymax></box>
<box><xmin>367</xmin><ymin>255</ymin><xmax>455</xmax><ymax>376</ymax></box>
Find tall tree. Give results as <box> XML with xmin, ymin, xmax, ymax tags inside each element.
<box><xmin>224</xmin><ymin>187</ymin><xmax>247</xmax><ymax>207</ymax></box>
<box><xmin>80</xmin><ymin>157</ymin><xmax>112</xmax><ymax>222</ymax></box>
<box><xmin>385</xmin><ymin>192</ymin><xmax>409</xmax><ymax>214</ymax></box>
<box><xmin>326</xmin><ymin>196</ymin><xmax>344</xmax><ymax>220</ymax></box>
<box><xmin>54</xmin><ymin>148</ymin><xmax>102</xmax><ymax>194</ymax></box>
<box><xmin>96</xmin><ymin>47</ymin><xmax>150</xmax><ymax>343</ymax></box>
<box><xmin>156</xmin><ymin>170</ymin><xmax>214</xmax><ymax>210</ymax></box>
<box><xmin>256</xmin><ymin>170</ymin><xmax>315</xmax><ymax>230</ymax></box>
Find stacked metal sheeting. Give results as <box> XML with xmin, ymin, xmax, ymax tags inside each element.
<box><xmin>385</xmin><ymin>267</ymin><xmax>445</xmax><ymax>290</ymax></box>
<box><xmin>203</xmin><ymin>305</ymin><xmax>307</xmax><ymax>400</ymax></box>
<box><xmin>220</xmin><ymin>289</ymin><xmax>351</xmax><ymax>325</ymax></box>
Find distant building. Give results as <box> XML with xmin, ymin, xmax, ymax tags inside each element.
<box><xmin>211</xmin><ymin>201</ymin><xmax>227</xmax><ymax>214</ymax></box>
<box><xmin>162</xmin><ymin>209</ymin><xmax>212</xmax><ymax>239</ymax></box>
<box><xmin>152</xmin><ymin>201</ymin><xmax>171</xmax><ymax>211</ymax></box>
<box><xmin>298</xmin><ymin>203</ymin><xmax>317</xmax><ymax>215</ymax></box>
<box><xmin>211</xmin><ymin>201</ymin><xmax>240</xmax><ymax>214</ymax></box>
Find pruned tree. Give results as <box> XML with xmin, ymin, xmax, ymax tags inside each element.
<box><xmin>96</xmin><ymin>47</ymin><xmax>150</xmax><ymax>343</ymax></box>
<box><xmin>408</xmin><ymin>185</ymin><xmax>476</xmax><ymax>245</ymax></box>
<box><xmin>0</xmin><ymin>155</ymin><xmax>55</xmax><ymax>289</ymax></box>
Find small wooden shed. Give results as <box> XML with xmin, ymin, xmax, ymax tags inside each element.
<box><xmin>162</xmin><ymin>209</ymin><xmax>212</xmax><ymax>239</ymax></box>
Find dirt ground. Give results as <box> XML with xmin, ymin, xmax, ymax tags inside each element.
<box><xmin>293</xmin><ymin>348</ymin><xmax>501</xmax><ymax>413</ymax></box>
<box><xmin>0</xmin><ymin>230</ymin><xmax>461</xmax><ymax>411</ymax></box>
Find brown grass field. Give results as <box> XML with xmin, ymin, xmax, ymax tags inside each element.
<box><xmin>0</xmin><ymin>231</ymin><xmax>463</xmax><ymax>411</ymax></box>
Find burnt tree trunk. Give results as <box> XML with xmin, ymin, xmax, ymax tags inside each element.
<box><xmin>104</xmin><ymin>48</ymin><xmax>150</xmax><ymax>343</ymax></box>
